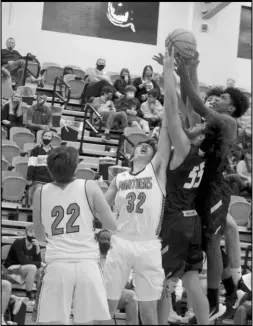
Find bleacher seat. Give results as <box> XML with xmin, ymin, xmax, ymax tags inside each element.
<box><xmin>13</xmin><ymin>132</ymin><xmax>35</xmax><ymax>150</ymax></box>
<box><xmin>76</xmin><ymin>167</ymin><xmax>96</xmax><ymax>180</ymax></box>
<box><xmin>63</xmin><ymin>74</ymin><xmax>85</xmax><ymax>100</ymax></box>
<box><xmin>2</xmin><ymin>245</ymin><xmax>11</xmax><ymax>260</ymax></box>
<box><xmin>23</xmin><ymin>143</ymin><xmax>37</xmax><ymax>157</ymax></box>
<box><xmin>9</xmin><ymin>127</ymin><xmax>32</xmax><ymax>142</ymax></box>
<box><xmin>2</xmin><ymin>143</ymin><xmax>21</xmax><ymax>164</ymax></box>
<box><xmin>12</xmin><ymin>156</ymin><xmax>29</xmax><ymax>178</ymax></box>
<box><xmin>2</xmin><ymin>171</ymin><xmax>23</xmax><ymax>180</ymax></box>
<box><xmin>2</xmin><ymin>157</ymin><xmax>9</xmax><ymax>171</ymax></box>
<box><xmin>230</xmin><ymin>195</ymin><xmax>248</xmax><ymax>205</ymax></box>
<box><xmin>2</xmin><ymin>128</ymin><xmax>7</xmax><ymax>140</ymax></box>
<box><xmin>2</xmin><ymin>175</ymin><xmax>27</xmax><ymax>201</ymax></box>
<box><xmin>229</xmin><ymin>201</ymin><xmax>252</xmax><ymax>226</ymax></box>
<box><xmin>64</xmin><ymin>65</ymin><xmax>85</xmax><ymax>79</ymax></box>
<box><xmin>42</xmin><ymin>63</ymin><xmax>63</xmax><ymax>86</ymax></box>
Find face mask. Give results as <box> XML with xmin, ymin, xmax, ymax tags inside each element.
<box><xmin>97</xmin><ymin>65</ymin><xmax>105</xmax><ymax>71</ymax></box>
<box><xmin>126</xmin><ymin>92</ymin><xmax>135</xmax><ymax>100</ymax></box>
<box><xmin>99</xmin><ymin>242</ymin><xmax>110</xmax><ymax>255</ymax></box>
<box><xmin>42</xmin><ymin>139</ymin><xmax>51</xmax><ymax>145</ymax></box>
<box><xmin>26</xmin><ymin>235</ymin><xmax>35</xmax><ymax>243</ymax></box>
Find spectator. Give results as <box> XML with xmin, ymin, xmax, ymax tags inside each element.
<box><xmin>97</xmin><ymin>230</ymin><xmax>138</xmax><ymax>325</ymax></box>
<box><xmin>2</xmin><ymin>280</ymin><xmax>12</xmax><ymax>325</ymax></box>
<box><xmin>1</xmin><ymin>92</ymin><xmax>24</xmax><ymax>133</ymax></box>
<box><xmin>1</xmin><ymin>67</ymin><xmax>13</xmax><ymax>100</ymax></box>
<box><xmin>233</xmin><ymin>272</ymin><xmax>251</xmax><ymax>325</ymax></box>
<box><xmin>114</xmin><ymin>68</ymin><xmax>132</xmax><ymax>99</ymax></box>
<box><xmin>226</xmin><ymin>78</ymin><xmax>235</xmax><ymax>88</ymax></box>
<box><xmin>26</xmin><ymin>95</ymin><xmax>53</xmax><ymax>132</ymax></box>
<box><xmin>1</xmin><ymin>37</ymin><xmax>41</xmax><ymax>87</ymax></box>
<box><xmin>3</xmin><ymin>225</ymin><xmax>45</xmax><ymax>304</ymax></box>
<box><xmin>92</xmin><ymin>86</ymin><xmax>128</xmax><ymax>140</ymax></box>
<box><xmin>85</xmin><ymin>58</ymin><xmax>112</xmax><ymax>84</ymax></box>
<box><xmin>115</xmin><ymin>85</ymin><xmax>150</xmax><ymax>134</ymax></box>
<box><xmin>27</xmin><ymin>131</ymin><xmax>53</xmax><ymax>205</ymax></box>
<box><xmin>133</xmin><ymin>65</ymin><xmax>160</xmax><ymax>103</ymax></box>
<box><xmin>140</xmin><ymin>89</ymin><xmax>163</xmax><ymax>127</ymax></box>
<box><xmin>236</xmin><ymin>148</ymin><xmax>252</xmax><ymax>188</ymax></box>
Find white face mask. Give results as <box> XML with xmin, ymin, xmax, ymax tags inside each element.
<box><xmin>126</xmin><ymin>92</ymin><xmax>135</xmax><ymax>100</ymax></box>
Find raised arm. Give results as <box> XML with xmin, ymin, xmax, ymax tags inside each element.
<box><xmin>163</xmin><ymin>47</ymin><xmax>191</xmax><ymax>162</ymax></box>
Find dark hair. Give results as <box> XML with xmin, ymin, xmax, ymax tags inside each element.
<box><xmin>47</xmin><ymin>146</ymin><xmax>79</xmax><ymax>183</ymax></box>
<box><xmin>130</xmin><ymin>138</ymin><xmax>158</xmax><ymax>165</ymax></box>
<box><xmin>63</xmin><ymin>67</ymin><xmax>75</xmax><ymax>76</ymax></box>
<box><xmin>101</xmin><ymin>86</ymin><xmax>114</xmax><ymax>95</ymax></box>
<box><xmin>6</xmin><ymin>37</ymin><xmax>14</xmax><ymax>42</ymax></box>
<box><xmin>120</xmin><ymin>68</ymin><xmax>132</xmax><ymax>84</ymax></box>
<box><xmin>204</xmin><ymin>87</ymin><xmax>224</xmax><ymax>103</ymax></box>
<box><xmin>124</xmin><ymin>85</ymin><xmax>136</xmax><ymax>94</ymax></box>
<box><xmin>96</xmin><ymin>229</ymin><xmax>111</xmax><ymax>240</ymax></box>
<box><xmin>147</xmin><ymin>89</ymin><xmax>159</xmax><ymax>98</ymax></box>
<box><xmin>222</xmin><ymin>87</ymin><xmax>249</xmax><ymax>118</ymax></box>
<box><xmin>142</xmin><ymin>65</ymin><xmax>153</xmax><ymax>79</ymax></box>
<box><xmin>42</xmin><ymin>130</ymin><xmax>52</xmax><ymax>138</ymax></box>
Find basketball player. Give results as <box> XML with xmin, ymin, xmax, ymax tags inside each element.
<box><xmin>102</xmin><ymin>60</ymin><xmax>173</xmax><ymax>325</ymax></box>
<box><xmin>175</xmin><ymin>53</ymin><xmax>250</xmax><ymax>321</ymax></box>
<box><xmin>32</xmin><ymin>146</ymin><xmax>117</xmax><ymax>325</ymax></box>
<box><xmin>158</xmin><ymin>47</ymin><xmax>226</xmax><ymax>325</ymax></box>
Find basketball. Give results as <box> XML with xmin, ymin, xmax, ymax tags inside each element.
<box><xmin>165</xmin><ymin>28</ymin><xmax>197</xmax><ymax>59</ymax></box>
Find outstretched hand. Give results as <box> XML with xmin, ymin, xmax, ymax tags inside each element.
<box><xmin>174</xmin><ymin>54</ymin><xmax>189</xmax><ymax>78</ymax></box>
<box><xmin>163</xmin><ymin>46</ymin><xmax>175</xmax><ymax>72</ymax></box>
<box><xmin>152</xmin><ymin>53</ymin><xmax>164</xmax><ymax>66</ymax></box>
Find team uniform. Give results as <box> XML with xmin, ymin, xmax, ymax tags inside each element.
<box><xmin>32</xmin><ymin>179</ymin><xmax>110</xmax><ymax>324</ymax></box>
<box><xmin>104</xmin><ymin>163</ymin><xmax>165</xmax><ymax>301</ymax></box>
<box><xmin>160</xmin><ymin>146</ymin><xmax>206</xmax><ymax>284</ymax></box>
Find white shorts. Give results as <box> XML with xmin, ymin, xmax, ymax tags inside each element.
<box><xmin>32</xmin><ymin>260</ymin><xmax>110</xmax><ymax>324</ymax></box>
<box><xmin>103</xmin><ymin>235</ymin><xmax>164</xmax><ymax>301</ymax></box>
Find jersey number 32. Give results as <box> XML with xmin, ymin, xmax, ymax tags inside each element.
<box><xmin>51</xmin><ymin>203</ymin><xmax>80</xmax><ymax>236</ymax></box>
<box><xmin>183</xmin><ymin>162</ymin><xmax>205</xmax><ymax>189</ymax></box>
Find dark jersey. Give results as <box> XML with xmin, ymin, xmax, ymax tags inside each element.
<box><xmin>164</xmin><ymin>145</ymin><xmax>206</xmax><ymax>216</ymax></box>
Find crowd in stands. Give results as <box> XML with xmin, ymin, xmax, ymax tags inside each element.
<box><xmin>1</xmin><ymin>35</ymin><xmax>252</xmax><ymax>325</ymax></box>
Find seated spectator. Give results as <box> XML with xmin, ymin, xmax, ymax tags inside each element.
<box><xmin>92</xmin><ymin>86</ymin><xmax>127</xmax><ymax>141</ymax></box>
<box><xmin>236</xmin><ymin>148</ymin><xmax>252</xmax><ymax>188</ymax></box>
<box><xmin>133</xmin><ymin>65</ymin><xmax>160</xmax><ymax>103</ymax></box>
<box><xmin>85</xmin><ymin>58</ymin><xmax>112</xmax><ymax>84</ymax></box>
<box><xmin>114</xmin><ymin>68</ymin><xmax>132</xmax><ymax>99</ymax></box>
<box><xmin>27</xmin><ymin>131</ymin><xmax>53</xmax><ymax>205</ymax></box>
<box><xmin>234</xmin><ymin>272</ymin><xmax>251</xmax><ymax>325</ymax></box>
<box><xmin>97</xmin><ymin>230</ymin><xmax>138</xmax><ymax>325</ymax></box>
<box><xmin>115</xmin><ymin>85</ymin><xmax>150</xmax><ymax>134</ymax></box>
<box><xmin>140</xmin><ymin>89</ymin><xmax>163</xmax><ymax>127</ymax></box>
<box><xmin>1</xmin><ymin>91</ymin><xmax>24</xmax><ymax>133</ymax></box>
<box><xmin>226</xmin><ymin>78</ymin><xmax>235</xmax><ymax>88</ymax></box>
<box><xmin>1</xmin><ymin>37</ymin><xmax>42</xmax><ymax>87</ymax></box>
<box><xmin>3</xmin><ymin>225</ymin><xmax>45</xmax><ymax>305</ymax></box>
<box><xmin>26</xmin><ymin>95</ymin><xmax>53</xmax><ymax>132</ymax></box>
<box><xmin>2</xmin><ymin>280</ymin><xmax>12</xmax><ymax>325</ymax></box>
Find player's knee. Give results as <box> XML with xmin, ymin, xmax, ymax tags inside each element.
<box><xmin>226</xmin><ymin>214</ymin><xmax>238</xmax><ymax>233</ymax></box>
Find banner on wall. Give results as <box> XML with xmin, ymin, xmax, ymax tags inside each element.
<box><xmin>237</xmin><ymin>6</ymin><xmax>251</xmax><ymax>60</ymax></box>
<box><xmin>42</xmin><ymin>2</ymin><xmax>160</xmax><ymax>45</ymax></box>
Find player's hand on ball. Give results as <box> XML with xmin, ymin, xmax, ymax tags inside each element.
<box><xmin>163</xmin><ymin>46</ymin><xmax>174</xmax><ymax>71</ymax></box>
<box><xmin>152</xmin><ymin>53</ymin><xmax>164</xmax><ymax>66</ymax></box>
<box><xmin>190</xmin><ymin>51</ymin><xmax>200</xmax><ymax>69</ymax></box>
<box><xmin>174</xmin><ymin>54</ymin><xmax>188</xmax><ymax>78</ymax></box>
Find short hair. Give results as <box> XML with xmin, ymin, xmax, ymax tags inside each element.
<box><xmin>204</xmin><ymin>87</ymin><xmax>224</xmax><ymax>103</ymax></box>
<box><xmin>124</xmin><ymin>85</ymin><xmax>136</xmax><ymax>94</ymax></box>
<box><xmin>6</xmin><ymin>37</ymin><xmax>14</xmax><ymax>42</ymax></box>
<box><xmin>130</xmin><ymin>138</ymin><xmax>158</xmax><ymax>163</ymax></box>
<box><xmin>223</xmin><ymin>87</ymin><xmax>250</xmax><ymax>118</ymax></box>
<box><xmin>96</xmin><ymin>229</ymin><xmax>111</xmax><ymax>241</ymax></box>
<box><xmin>25</xmin><ymin>225</ymin><xmax>34</xmax><ymax>234</ymax></box>
<box><xmin>227</xmin><ymin>78</ymin><xmax>235</xmax><ymax>83</ymax></box>
<box><xmin>147</xmin><ymin>89</ymin><xmax>159</xmax><ymax>98</ymax></box>
<box><xmin>47</xmin><ymin>146</ymin><xmax>79</xmax><ymax>183</ymax></box>
<box><xmin>101</xmin><ymin>86</ymin><xmax>113</xmax><ymax>95</ymax></box>
<box><xmin>200</xmin><ymin>119</ymin><xmax>225</xmax><ymax>158</ymax></box>
<box><xmin>42</xmin><ymin>130</ymin><xmax>52</xmax><ymax>138</ymax></box>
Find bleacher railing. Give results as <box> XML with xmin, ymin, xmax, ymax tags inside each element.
<box><xmin>22</xmin><ymin>53</ymin><xmax>41</xmax><ymax>86</ymax></box>
<box><xmin>52</xmin><ymin>76</ymin><xmax>71</xmax><ymax>110</ymax></box>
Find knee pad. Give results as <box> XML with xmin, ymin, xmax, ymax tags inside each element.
<box><xmin>220</xmin><ymin>247</ymin><xmax>229</xmax><ymax>269</ymax></box>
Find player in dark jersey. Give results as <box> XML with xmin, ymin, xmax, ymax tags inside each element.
<box><xmin>158</xmin><ymin>47</ymin><xmax>224</xmax><ymax>325</ymax></box>
<box><xmin>175</xmin><ymin>54</ymin><xmax>250</xmax><ymax>322</ymax></box>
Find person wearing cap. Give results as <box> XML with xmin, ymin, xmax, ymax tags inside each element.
<box><xmin>85</xmin><ymin>58</ymin><xmax>112</xmax><ymax>84</ymax></box>
<box><xmin>92</xmin><ymin>86</ymin><xmax>128</xmax><ymax>140</ymax></box>
<box><xmin>115</xmin><ymin>85</ymin><xmax>150</xmax><ymax>134</ymax></box>
<box><xmin>3</xmin><ymin>225</ymin><xmax>45</xmax><ymax>304</ymax></box>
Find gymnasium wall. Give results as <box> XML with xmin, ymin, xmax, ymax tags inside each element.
<box><xmin>2</xmin><ymin>2</ymin><xmax>251</xmax><ymax>90</ymax></box>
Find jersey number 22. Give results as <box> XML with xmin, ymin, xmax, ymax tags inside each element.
<box><xmin>51</xmin><ymin>203</ymin><xmax>80</xmax><ymax>236</ymax></box>
<box><xmin>183</xmin><ymin>162</ymin><xmax>205</xmax><ymax>189</ymax></box>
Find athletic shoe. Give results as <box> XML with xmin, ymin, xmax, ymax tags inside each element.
<box><xmin>168</xmin><ymin>309</ymin><xmax>182</xmax><ymax>324</ymax></box>
<box><xmin>2</xmin><ymin>317</ymin><xmax>7</xmax><ymax>325</ymax></box>
<box><xmin>238</xmin><ymin>277</ymin><xmax>252</xmax><ymax>298</ymax></box>
<box><xmin>181</xmin><ymin>308</ymin><xmax>194</xmax><ymax>324</ymax></box>
<box><xmin>221</xmin><ymin>290</ymin><xmax>249</xmax><ymax>320</ymax></box>
<box><xmin>103</xmin><ymin>133</ymin><xmax>111</xmax><ymax>141</ymax></box>
<box><xmin>189</xmin><ymin>303</ymin><xmax>226</xmax><ymax>324</ymax></box>
<box><xmin>12</xmin><ymin>297</ymin><xmax>24</xmax><ymax>315</ymax></box>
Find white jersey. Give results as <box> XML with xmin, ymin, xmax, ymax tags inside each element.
<box><xmin>115</xmin><ymin>163</ymin><xmax>165</xmax><ymax>239</ymax></box>
<box><xmin>40</xmin><ymin>179</ymin><xmax>99</xmax><ymax>263</ymax></box>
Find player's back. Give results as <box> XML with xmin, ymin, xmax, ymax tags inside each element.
<box><xmin>41</xmin><ymin>179</ymin><xmax>99</xmax><ymax>263</ymax></box>
<box><xmin>114</xmin><ymin>162</ymin><xmax>165</xmax><ymax>239</ymax></box>
<box><xmin>164</xmin><ymin>145</ymin><xmax>206</xmax><ymax>216</ymax></box>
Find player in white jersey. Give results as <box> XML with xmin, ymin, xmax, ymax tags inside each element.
<box><xmin>103</xmin><ymin>88</ymin><xmax>173</xmax><ymax>324</ymax></box>
<box><xmin>32</xmin><ymin>146</ymin><xmax>117</xmax><ymax>325</ymax></box>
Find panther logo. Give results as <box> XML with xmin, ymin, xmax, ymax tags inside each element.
<box><xmin>107</xmin><ymin>2</ymin><xmax>136</xmax><ymax>33</ymax></box>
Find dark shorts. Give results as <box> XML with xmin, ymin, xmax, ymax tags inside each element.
<box><xmin>161</xmin><ymin>211</ymin><xmax>203</xmax><ymax>279</ymax></box>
